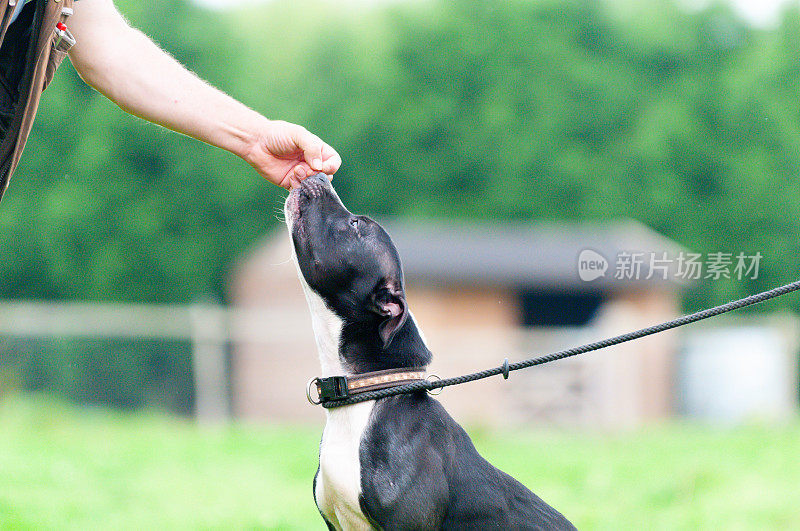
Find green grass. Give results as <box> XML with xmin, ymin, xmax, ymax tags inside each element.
<box><xmin>1</xmin><ymin>395</ymin><xmax>799</xmax><ymax>530</ymax></box>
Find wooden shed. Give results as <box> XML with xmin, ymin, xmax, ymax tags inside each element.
<box><xmin>228</xmin><ymin>219</ymin><xmax>686</xmax><ymax>427</ymax></box>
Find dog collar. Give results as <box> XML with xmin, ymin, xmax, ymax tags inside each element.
<box><xmin>306</xmin><ymin>367</ymin><xmax>428</xmax><ymax>405</ymax></box>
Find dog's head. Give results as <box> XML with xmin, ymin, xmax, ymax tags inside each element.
<box><xmin>284</xmin><ymin>173</ymin><xmax>430</xmax><ymax>374</ymax></box>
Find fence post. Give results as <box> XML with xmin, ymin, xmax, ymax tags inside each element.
<box><xmin>190</xmin><ymin>304</ymin><xmax>229</xmax><ymax>422</ymax></box>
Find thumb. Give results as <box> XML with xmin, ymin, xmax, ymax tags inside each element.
<box><xmin>293</xmin><ymin>126</ymin><xmax>325</xmax><ymax>173</ymax></box>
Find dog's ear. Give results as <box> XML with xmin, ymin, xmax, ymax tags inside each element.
<box><xmin>371</xmin><ymin>286</ymin><xmax>408</xmax><ymax>348</ymax></box>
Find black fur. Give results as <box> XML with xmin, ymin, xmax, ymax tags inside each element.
<box><xmin>361</xmin><ymin>394</ymin><xmax>575</xmax><ymax>530</ymax></box>
<box><xmin>288</xmin><ymin>174</ymin><xmax>576</xmax><ymax>530</ymax></box>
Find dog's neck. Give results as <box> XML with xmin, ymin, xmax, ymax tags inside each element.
<box><xmin>297</xmin><ymin>277</ymin><xmax>431</xmax><ymax>377</ymax></box>
<box><xmin>340</xmin><ymin>314</ymin><xmax>431</xmax><ymax>374</ymax></box>
<box><xmin>297</xmin><ymin>281</ymin><xmax>344</xmax><ymax>376</ymax></box>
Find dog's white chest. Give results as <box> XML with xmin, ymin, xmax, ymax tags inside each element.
<box><xmin>315</xmin><ymin>402</ymin><xmax>375</xmax><ymax>530</ymax></box>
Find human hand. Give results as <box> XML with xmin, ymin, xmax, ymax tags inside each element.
<box><xmin>241</xmin><ymin>120</ymin><xmax>342</xmax><ymax>189</ymax></box>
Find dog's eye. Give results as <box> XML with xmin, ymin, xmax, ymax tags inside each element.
<box><xmin>349</xmin><ymin>217</ymin><xmax>360</xmax><ymax>228</ymax></box>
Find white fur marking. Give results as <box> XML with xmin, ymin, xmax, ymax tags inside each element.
<box><xmin>284</xmin><ymin>195</ymin><xmax>375</xmax><ymax>529</ymax></box>
<box><xmin>316</xmin><ymin>401</ymin><xmax>375</xmax><ymax>530</ymax></box>
<box><xmin>297</xmin><ymin>277</ymin><xmax>346</xmax><ymax>377</ymax></box>
<box><xmin>298</xmin><ymin>271</ymin><xmax>376</xmax><ymax>528</ymax></box>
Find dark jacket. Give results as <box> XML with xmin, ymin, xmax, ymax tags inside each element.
<box><xmin>0</xmin><ymin>0</ymin><xmax>74</xmax><ymax>202</ymax></box>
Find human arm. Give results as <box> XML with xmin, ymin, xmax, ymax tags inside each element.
<box><xmin>66</xmin><ymin>0</ymin><xmax>341</xmax><ymax>189</ymax></box>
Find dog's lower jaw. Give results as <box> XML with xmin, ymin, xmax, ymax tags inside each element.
<box><xmin>286</xmin><ymin>198</ymin><xmax>346</xmax><ymax>377</ymax></box>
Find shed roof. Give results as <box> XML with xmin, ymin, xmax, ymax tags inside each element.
<box><xmin>381</xmin><ymin>218</ymin><xmax>686</xmax><ymax>291</ymax></box>
<box><xmin>254</xmin><ymin>218</ymin><xmax>688</xmax><ymax>292</ymax></box>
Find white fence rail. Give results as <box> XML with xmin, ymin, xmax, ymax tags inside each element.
<box><xmin>0</xmin><ymin>300</ymin><xmax>279</xmax><ymax>422</ymax></box>
<box><xmin>3</xmin><ymin>301</ymin><xmax>797</xmax><ymax>426</ymax></box>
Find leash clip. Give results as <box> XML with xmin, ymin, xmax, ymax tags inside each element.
<box><xmin>306</xmin><ymin>377</ymin><xmax>322</xmax><ymax>405</ymax></box>
<box><xmin>53</xmin><ymin>22</ymin><xmax>76</xmax><ymax>52</ymax></box>
<box><xmin>426</xmin><ymin>374</ymin><xmax>443</xmax><ymax>395</ymax></box>
<box><xmin>306</xmin><ymin>375</ymin><xmax>349</xmax><ymax>405</ymax></box>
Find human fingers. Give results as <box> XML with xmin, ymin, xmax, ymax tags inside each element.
<box><xmin>292</xmin><ymin>162</ymin><xmax>312</xmax><ymax>183</ymax></box>
<box><xmin>291</xmin><ymin>126</ymin><xmax>326</xmax><ymax>173</ymax></box>
<box><xmin>320</xmin><ymin>143</ymin><xmax>342</xmax><ymax>176</ymax></box>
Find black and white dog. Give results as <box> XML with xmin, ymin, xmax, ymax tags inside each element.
<box><xmin>285</xmin><ymin>173</ymin><xmax>576</xmax><ymax>530</ymax></box>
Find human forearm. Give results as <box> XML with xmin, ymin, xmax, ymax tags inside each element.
<box><xmin>68</xmin><ymin>3</ymin><xmax>260</xmax><ymax>158</ymax></box>
<box><xmin>66</xmin><ymin>0</ymin><xmax>340</xmax><ymax>188</ymax></box>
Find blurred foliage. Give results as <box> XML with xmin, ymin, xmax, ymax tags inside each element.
<box><xmin>1</xmin><ymin>0</ymin><xmax>800</xmax><ymax>310</ymax></box>
<box><xmin>4</xmin><ymin>0</ymin><xmax>800</xmax><ymax>410</ymax></box>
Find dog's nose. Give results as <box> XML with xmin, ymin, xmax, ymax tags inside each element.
<box><xmin>308</xmin><ymin>172</ymin><xmax>330</xmax><ymax>186</ymax></box>
<box><xmin>299</xmin><ymin>172</ymin><xmax>333</xmax><ymax>199</ymax></box>
<box><xmin>300</xmin><ymin>172</ymin><xmax>332</xmax><ymax>194</ymax></box>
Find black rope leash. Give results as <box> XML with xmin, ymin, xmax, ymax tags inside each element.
<box><xmin>321</xmin><ymin>278</ymin><xmax>800</xmax><ymax>408</ymax></box>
